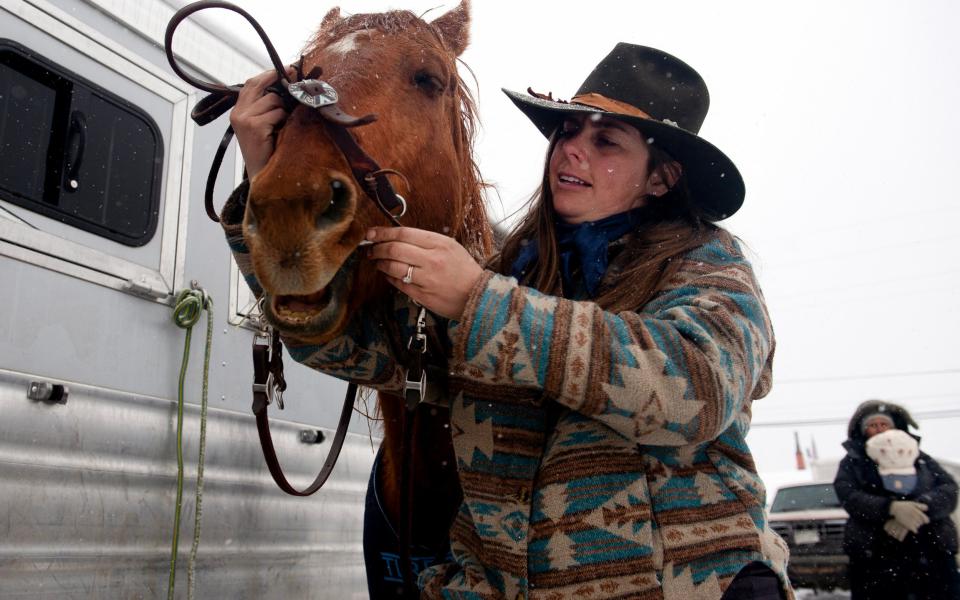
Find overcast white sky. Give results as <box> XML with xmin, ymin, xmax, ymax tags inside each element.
<box><xmin>218</xmin><ymin>0</ymin><xmax>960</xmax><ymax>481</ymax></box>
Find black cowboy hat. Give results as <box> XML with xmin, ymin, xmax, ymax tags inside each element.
<box><xmin>503</xmin><ymin>43</ymin><xmax>744</xmax><ymax>221</ymax></box>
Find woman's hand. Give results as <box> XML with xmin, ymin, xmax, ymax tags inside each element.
<box><xmin>889</xmin><ymin>500</ymin><xmax>929</xmax><ymax>533</ymax></box>
<box><xmin>365</xmin><ymin>227</ymin><xmax>484</xmax><ymax>320</ymax></box>
<box><xmin>229</xmin><ymin>67</ymin><xmax>296</xmax><ymax>179</ymax></box>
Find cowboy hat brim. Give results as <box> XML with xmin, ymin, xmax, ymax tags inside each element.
<box><xmin>503</xmin><ymin>88</ymin><xmax>744</xmax><ymax>221</ymax></box>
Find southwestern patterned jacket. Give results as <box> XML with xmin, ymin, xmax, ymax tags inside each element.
<box><xmin>222</xmin><ymin>189</ymin><xmax>792</xmax><ymax>600</ymax></box>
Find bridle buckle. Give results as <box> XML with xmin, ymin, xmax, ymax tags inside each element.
<box><xmin>252</xmin><ymin>330</ymin><xmax>284</xmax><ymax>409</ymax></box>
<box><xmin>287</xmin><ymin>79</ymin><xmax>338</xmax><ymax>108</ymax></box>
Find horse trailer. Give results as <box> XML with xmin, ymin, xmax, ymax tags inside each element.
<box><xmin>1</xmin><ymin>0</ymin><xmax>373</xmax><ymax>597</ymax></box>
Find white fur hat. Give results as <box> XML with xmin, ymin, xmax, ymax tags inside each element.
<box><xmin>866</xmin><ymin>429</ymin><xmax>920</xmax><ymax>475</ymax></box>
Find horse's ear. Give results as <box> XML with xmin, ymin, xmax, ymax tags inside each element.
<box><xmin>320</xmin><ymin>7</ymin><xmax>342</xmax><ymax>32</ymax></box>
<box><xmin>431</xmin><ymin>0</ymin><xmax>470</xmax><ymax>56</ymax></box>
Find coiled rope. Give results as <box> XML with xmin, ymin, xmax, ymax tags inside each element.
<box><xmin>168</xmin><ymin>287</ymin><xmax>214</xmax><ymax>600</ymax></box>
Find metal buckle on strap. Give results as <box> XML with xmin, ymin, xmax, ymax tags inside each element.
<box><xmin>252</xmin><ymin>370</ymin><xmax>277</xmax><ymax>404</ymax></box>
<box><xmin>287</xmin><ymin>79</ymin><xmax>338</xmax><ymax>108</ymax></box>
<box><xmin>407</xmin><ymin>306</ymin><xmax>427</xmax><ymax>353</ymax></box>
<box><xmin>253</xmin><ymin>330</ymin><xmax>284</xmax><ymax>409</ymax></box>
<box><xmin>404</xmin><ymin>368</ymin><xmax>427</xmax><ymax>410</ymax></box>
<box><xmin>404</xmin><ymin>306</ymin><xmax>429</xmax><ymax>409</ymax></box>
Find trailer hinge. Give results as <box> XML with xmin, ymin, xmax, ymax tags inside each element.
<box><xmin>123</xmin><ymin>278</ymin><xmax>168</xmax><ymax>299</ymax></box>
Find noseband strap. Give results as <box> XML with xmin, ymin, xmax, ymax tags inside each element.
<box><xmin>164</xmin><ymin>0</ymin><xmax>407</xmax><ymax>225</ymax></box>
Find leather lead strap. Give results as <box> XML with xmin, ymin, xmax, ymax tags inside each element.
<box><xmin>165</xmin><ymin>1</ymin><xmax>288</xmax><ymax>96</ymax></box>
<box><xmin>203</xmin><ymin>125</ymin><xmax>233</xmax><ymax>223</ymax></box>
<box><xmin>252</xmin><ymin>333</ymin><xmax>356</xmax><ymax>496</ymax></box>
<box><xmin>398</xmin><ymin>403</ymin><xmax>418</xmax><ymax>598</ymax></box>
<box><xmin>397</xmin><ymin>305</ymin><xmax>428</xmax><ymax>596</ymax></box>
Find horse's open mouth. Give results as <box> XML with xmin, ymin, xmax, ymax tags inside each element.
<box><xmin>273</xmin><ymin>287</ymin><xmax>334</xmax><ymax>323</ymax></box>
<box><xmin>263</xmin><ymin>255</ymin><xmax>356</xmax><ymax>335</ymax></box>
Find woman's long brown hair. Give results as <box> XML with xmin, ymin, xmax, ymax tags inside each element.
<box><xmin>489</xmin><ymin>134</ymin><xmax>721</xmax><ymax>312</ymax></box>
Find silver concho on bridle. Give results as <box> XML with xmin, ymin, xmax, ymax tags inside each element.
<box><xmin>287</xmin><ymin>79</ymin><xmax>339</xmax><ymax>108</ymax></box>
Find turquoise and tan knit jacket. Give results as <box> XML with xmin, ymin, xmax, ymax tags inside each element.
<box><xmin>222</xmin><ymin>189</ymin><xmax>793</xmax><ymax>600</ymax></box>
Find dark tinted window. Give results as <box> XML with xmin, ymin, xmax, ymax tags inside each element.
<box><xmin>0</xmin><ymin>40</ymin><xmax>162</xmax><ymax>246</ymax></box>
<box><xmin>770</xmin><ymin>484</ymin><xmax>842</xmax><ymax>512</ymax></box>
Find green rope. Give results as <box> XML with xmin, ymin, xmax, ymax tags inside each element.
<box><xmin>168</xmin><ymin>288</ymin><xmax>213</xmax><ymax>600</ymax></box>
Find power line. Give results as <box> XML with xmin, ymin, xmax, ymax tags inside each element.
<box><xmin>742</xmin><ymin>202</ymin><xmax>960</xmax><ymax>249</ymax></box>
<box><xmin>752</xmin><ymin>409</ymin><xmax>960</xmax><ymax>428</ymax></box>
<box><xmin>883</xmin><ymin>391</ymin><xmax>960</xmax><ymax>402</ymax></box>
<box><xmin>776</xmin><ymin>368</ymin><xmax>960</xmax><ymax>385</ymax></box>
<box><xmin>773</xmin><ymin>233</ymin><xmax>957</xmax><ymax>269</ymax></box>
<box><xmin>767</xmin><ymin>267</ymin><xmax>960</xmax><ymax>303</ymax></box>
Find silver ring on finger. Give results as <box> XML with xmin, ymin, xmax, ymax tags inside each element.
<box><xmin>402</xmin><ymin>264</ymin><xmax>414</xmax><ymax>285</ymax></box>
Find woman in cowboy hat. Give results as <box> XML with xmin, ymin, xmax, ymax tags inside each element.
<box><xmin>228</xmin><ymin>43</ymin><xmax>790</xmax><ymax>599</ymax></box>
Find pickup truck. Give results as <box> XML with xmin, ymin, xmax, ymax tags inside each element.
<box><xmin>768</xmin><ymin>482</ymin><xmax>849</xmax><ymax>591</ymax></box>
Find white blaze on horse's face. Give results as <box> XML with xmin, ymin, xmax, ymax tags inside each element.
<box><xmin>325</xmin><ymin>31</ymin><xmax>364</xmax><ymax>57</ymax></box>
<box><xmin>245</xmin><ymin>1</ymin><xmax>489</xmax><ymax>342</ymax></box>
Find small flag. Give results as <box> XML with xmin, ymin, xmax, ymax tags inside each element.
<box><xmin>795</xmin><ymin>431</ymin><xmax>806</xmax><ymax>470</ymax></box>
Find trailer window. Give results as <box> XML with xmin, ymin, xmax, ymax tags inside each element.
<box><xmin>0</xmin><ymin>40</ymin><xmax>163</xmax><ymax>246</ymax></box>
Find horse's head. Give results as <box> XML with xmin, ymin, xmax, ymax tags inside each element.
<box><xmin>244</xmin><ymin>1</ymin><xmax>489</xmax><ymax>342</ymax></box>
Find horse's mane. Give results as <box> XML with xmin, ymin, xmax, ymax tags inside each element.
<box><xmin>302</xmin><ymin>11</ymin><xmax>491</xmax><ymax>259</ymax></box>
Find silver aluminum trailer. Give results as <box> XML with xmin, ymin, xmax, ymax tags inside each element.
<box><xmin>0</xmin><ymin>0</ymin><xmax>373</xmax><ymax>597</ymax></box>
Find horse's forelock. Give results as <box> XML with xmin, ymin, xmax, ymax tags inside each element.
<box><xmin>304</xmin><ymin>10</ymin><xmax>438</xmax><ymax>56</ymax></box>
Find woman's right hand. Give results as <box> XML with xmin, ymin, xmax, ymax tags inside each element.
<box><xmin>889</xmin><ymin>500</ymin><xmax>929</xmax><ymax>533</ymax></box>
<box><xmin>229</xmin><ymin>67</ymin><xmax>296</xmax><ymax>179</ymax></box>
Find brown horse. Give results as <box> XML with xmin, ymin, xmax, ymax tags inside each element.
<box><xmin>241</xmin><ymin>0</ymin><xmax>491</xmax><ymax>563</ymax></box>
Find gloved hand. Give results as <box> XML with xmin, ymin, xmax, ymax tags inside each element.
<box><xmin>889</xmin><ymin>500</ymin><xmax>929</xmax><ymax>533</ymax></box>
<box><xmin>883</xmin><ymin>518</ymin><xmax>909</xmax><ymax>542</ymax></box>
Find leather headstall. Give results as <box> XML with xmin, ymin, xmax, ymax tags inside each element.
<box><xmin>164</xmin><ymin>0</ymin><xmax>408</xmax><ymax>226</ymax></box>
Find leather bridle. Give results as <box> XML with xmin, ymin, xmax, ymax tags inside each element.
<box><xmin>164</xmin><ymin>1</ymin><xmax>408</xmax><ymax>226</ymax></box>
<box><xmin>164</xmin><ymin>2</ymin><xmax>432</xmax><ymax>594</ymax></box>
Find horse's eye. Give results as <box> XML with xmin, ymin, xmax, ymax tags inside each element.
<box><xmin>330</xmin><ymin>179</ymin><xmax>347</xmax><ymax>205</ymax></box>
<box><xmin>413</xmin><ymin>70</ymin><xmax>445</xmax><ymax>97</ymax></box>
<box><xmin>317</xmin><ymin>179</ymin><xmax>349</xmax><ymax>229</ymax></box>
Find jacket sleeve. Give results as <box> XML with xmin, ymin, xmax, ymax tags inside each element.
<box><xmin>448</xmin><ymin>237</ymin><xmax>774</xmax><ymax>446</ymax></box>
<box><xmin>833</xmin><ymin>456</ymin><xmax>892</xmax><ymax>522</ymax></box>
<box><xmin>916</xmin><ymin>455</ymin><xmax>959</xmax><ymax>520</ymax></box>
<box><xmin>220</xmin><ymin>182</ymin><xmax>406</xmax><ymax>392</ymax></box>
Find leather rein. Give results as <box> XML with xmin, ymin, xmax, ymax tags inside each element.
<box><xmin>164</xmin><ymin>2</ymin><xmax>432</xmax><ymax>593</ymax></box>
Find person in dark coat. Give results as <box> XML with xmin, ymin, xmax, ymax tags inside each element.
<box><xmin>834</xmin><ymin>399</ymin><xmax>959</xmax><ymax>599</ymax></box>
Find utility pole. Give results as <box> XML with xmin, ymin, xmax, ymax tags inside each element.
<box><xmin>794</xmin><ymin>431</ymin><xmax>806</xmax><ymax>470</ymax></box>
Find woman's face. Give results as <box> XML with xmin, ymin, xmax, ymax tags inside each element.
<box><xmin>548</xmin><ymin>114</ymin><xmax>668</xmax><ymax>224</ymax></box>
<box><xmin>863</xmin><ymin>416</ymin><xmax>894</xmax><ymax>438</ymax></box>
